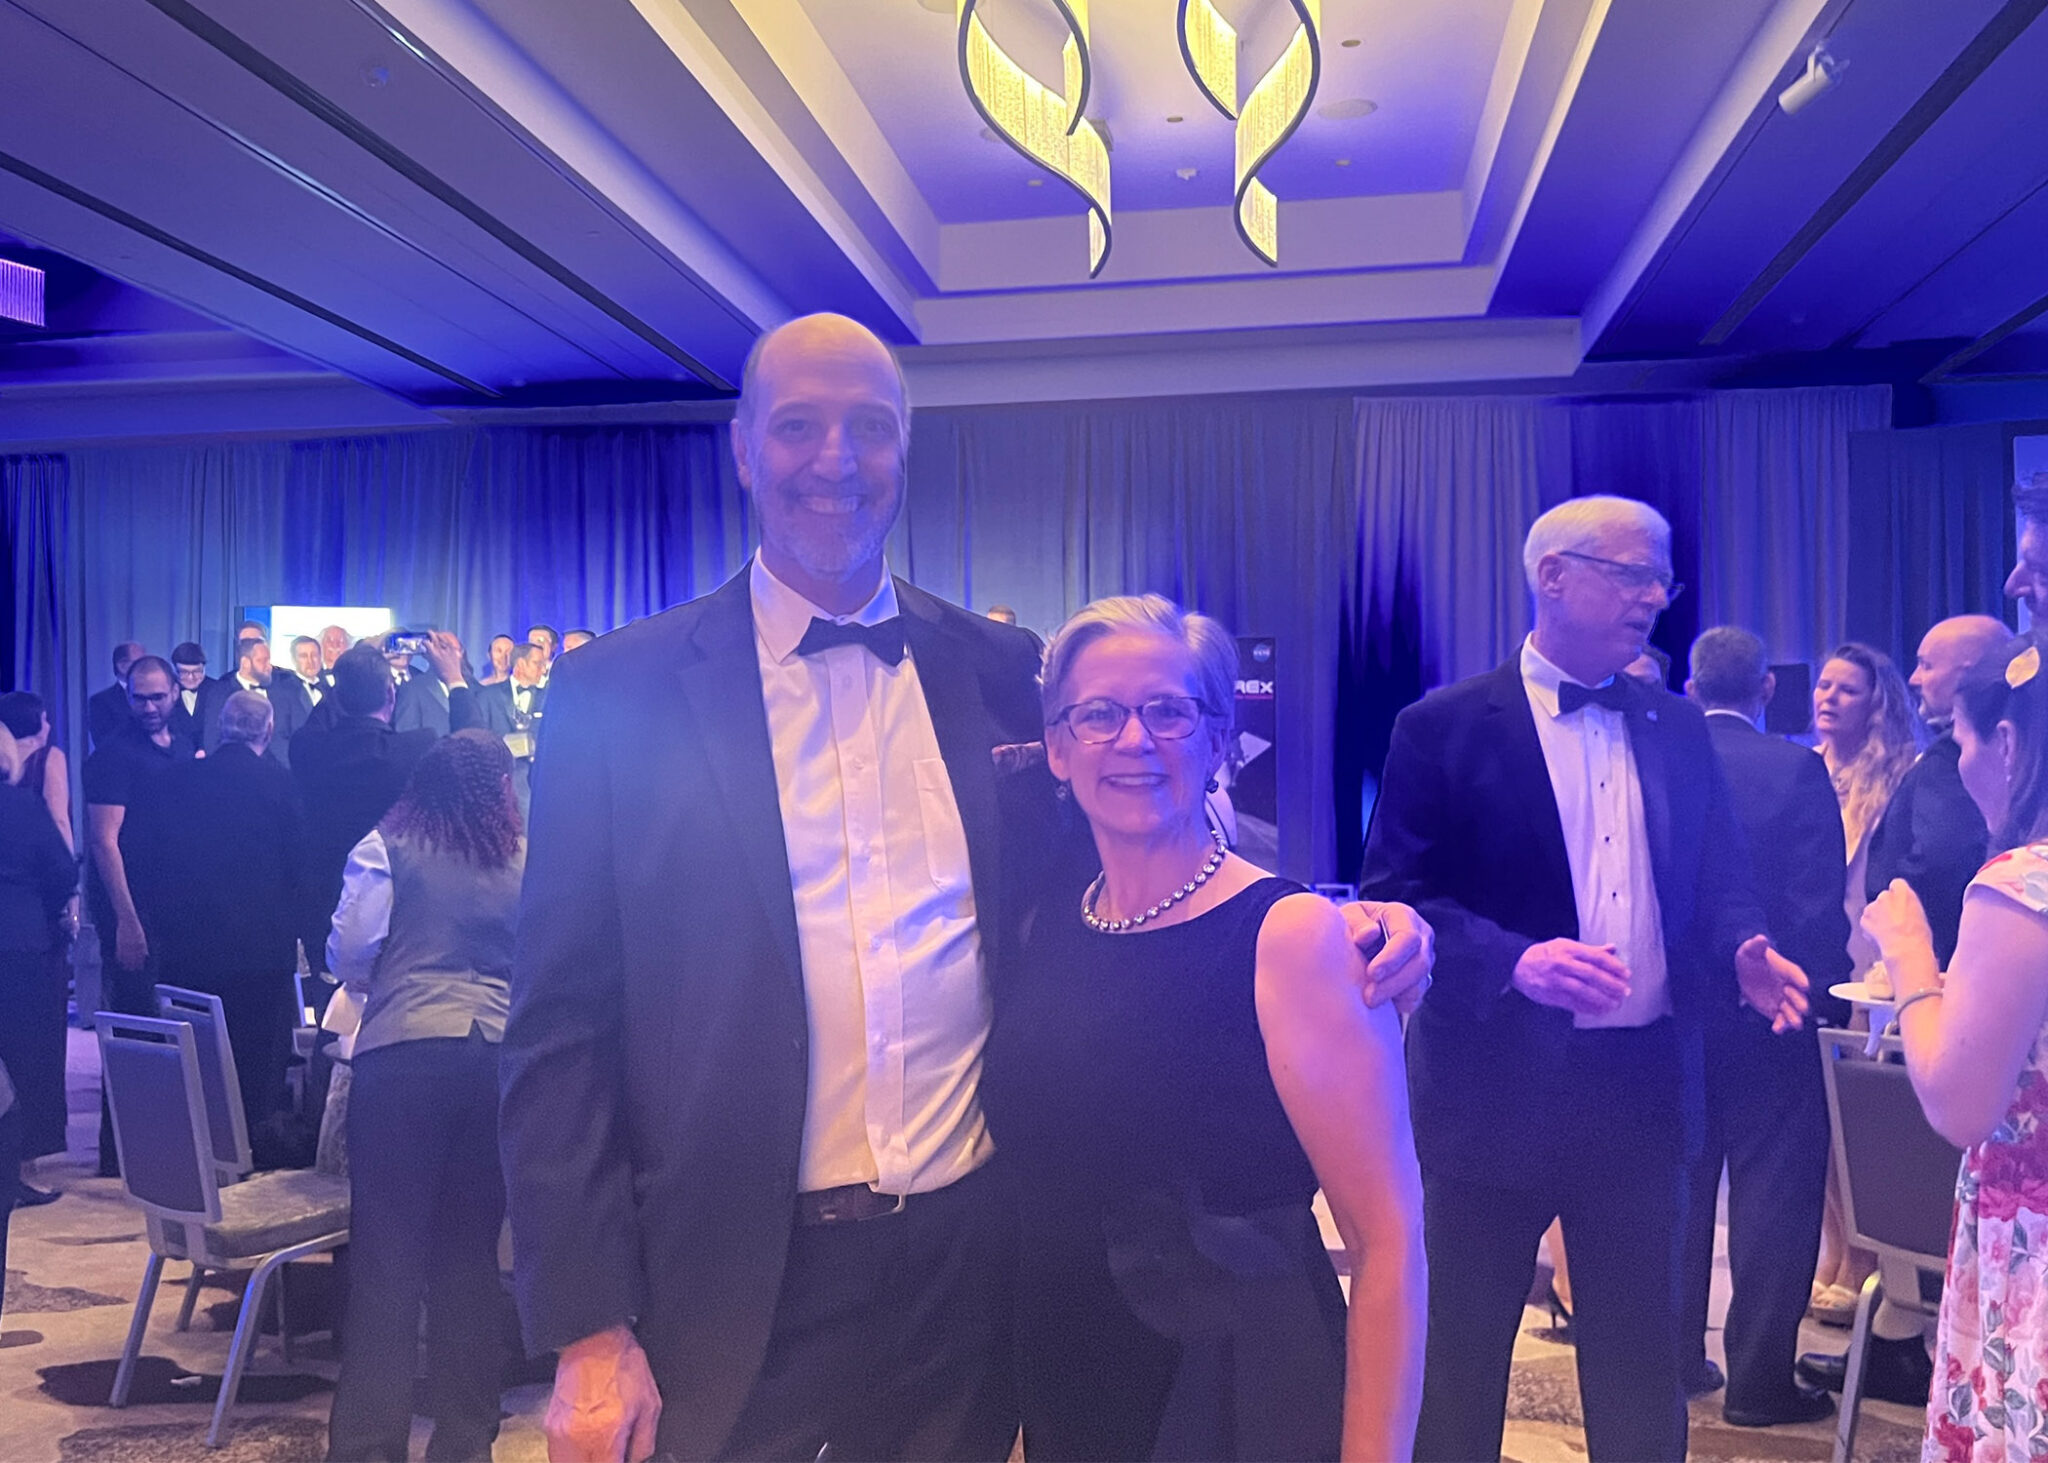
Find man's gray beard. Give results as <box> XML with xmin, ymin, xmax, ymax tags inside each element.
<box><xmin>789</xmin><ymin>519</ymin><xmax>891</xmax><ymax>580</ymax></box>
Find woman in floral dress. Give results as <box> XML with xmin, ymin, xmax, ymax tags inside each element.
<box><xmin>1862</xmin><ymin>631</ymin><xmax>2048</xmax><ymax>1462</ymax></box>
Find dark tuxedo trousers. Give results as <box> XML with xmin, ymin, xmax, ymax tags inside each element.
<box><xmin>1361</xmin><ymin>660</ymin><xmax>1767</xmax><ymax>1463</ymax></box>
<box><xmin>1679</xmin><ymin>716</ymin><xmax>1851</xmax><ymax>1412</ymax></box>
<box><xmin>500</xmin><ymin>571</ymin><xmax>1070</xmax><ymax>1461</ymax></box>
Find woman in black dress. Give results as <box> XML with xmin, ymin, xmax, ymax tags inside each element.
<box><xmin>983</xmin><ymin>594</ymin><xmax>1425</xmax><ymax>1462</ymax></box>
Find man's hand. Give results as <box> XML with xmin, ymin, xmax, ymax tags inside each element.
<box><xmin>422</xmin><ymin>630</ymin><xmax>467</xmax><ymax>689</ymax></box>
<box><xmin>1340</xmin><ymin>900</ymin><xmax>1435</xmax><ymax>1015</ymax></box>
<box><xmin>546</xmin><ymin>1325</ymin><xmax>662</xmax><ymax>1463</ymax></box>
<box><xmin>1735</xmin><ymin>934</ymin><xmax>1811</xmax><ymax>1034</ymax></box>
<box><xmin>1512</xmin><ymin>939</ymin><xmax>1631</xmax><ymax>1016</ymax></box>
<box><xmin>115</xmin><ymin>917</ymin><xmax>148</xmax><ymax>972</ymax></box>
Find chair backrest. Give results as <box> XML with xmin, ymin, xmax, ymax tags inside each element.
<box><xmin>1820</xmin><ymin>1027</ymin><xmax>1965</xmax><ymax>1268</ymax></box>
<box><xmin>155</xmin><ymin>985</ymin><xmax>253</xmax><ymax>1182</ymax></box>
<box><xmin>96</xmin><ymin>1012</ymin><xmax>222</xmax><ymax>1226</ymax></box>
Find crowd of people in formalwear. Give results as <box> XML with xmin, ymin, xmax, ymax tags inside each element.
<box><xmin>9</xmin><ymin>308</ymin><xmax>2048</xmax><ymax>1463</ymax></box>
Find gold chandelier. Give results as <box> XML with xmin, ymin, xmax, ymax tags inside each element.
<box><xmin>956</xmin><ymin>0</ymin><xmax>1114</xmax><ymax>277</ymax></box>
<box><xmin>1176</xmin><ymin>0</ymin><xmax>1323</xmax><ymax>266</ymax></box>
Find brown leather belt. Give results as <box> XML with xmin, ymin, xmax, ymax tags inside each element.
<box><xmin>795</xmin><ymin>1183</ymin><xmax>909</xmax><ymax>1226</ymax></box>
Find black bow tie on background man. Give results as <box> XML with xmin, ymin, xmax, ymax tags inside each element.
<box><xmin>1558</xmin><ymin>678</ymin><xmax>1638</xmax><ymax>715</ymax></box>
<box><xmin>796</xmin><ymin>616</ymin><xmax>907</xmax><ymax>667</ymax></box>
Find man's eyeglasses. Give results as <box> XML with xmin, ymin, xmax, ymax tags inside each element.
<box><xmin>1558</xmin><ymin>550</ymin><xmax>1684</xmax><ymax>601</ymax></box>
<box><xmin>1048</xmin><ymin>695</ymin><xmax>1213</xmax><ymax>744</ymax></box>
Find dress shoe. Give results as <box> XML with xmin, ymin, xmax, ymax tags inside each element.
<box><xmin>1684</xmin><ymin>1358</ymin><xmax>1726</xmax><ymax>1398</ymax></box>
<box><xmin>1724</xmin><ymin>1385</ymin><xmax>1835</xmax><ymax>1428</ymax></box>
<box><xmin>1796</xmin><ymin>1334</ymin><xmax>1933</xmax><ymax>1406</ymax></box>
<box><xmin>15</xmin><ymin>1180</ymin><xmax>61</xmax><ymax>1207</ymax></box>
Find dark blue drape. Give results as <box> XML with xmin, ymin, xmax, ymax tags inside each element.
<box><xmin>4</xmin><ymin>425</ymin><xmax>750</xmax><ymax>785</ymax></box>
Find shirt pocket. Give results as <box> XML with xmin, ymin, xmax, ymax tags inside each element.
<box><xmin>914</xmin><ymin>757</ymin><xmax>974</xmax><ymax>896</ymax></box>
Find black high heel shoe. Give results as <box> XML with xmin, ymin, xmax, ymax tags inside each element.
<box><xmin>1545</xmin><ymin>1281</ymin><xmax>1575</xmax><ymax>1344</ymax></box>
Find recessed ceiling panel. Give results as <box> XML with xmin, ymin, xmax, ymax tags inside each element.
<box><xmin>801</xmin><ymin>0</ymin><xmax>1515</xmax><ymax>223</ymax></box>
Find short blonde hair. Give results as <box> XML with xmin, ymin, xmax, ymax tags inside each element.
<box><xmin>1523</xmin><ymin>495</ymin><xmax>1672</xmax><ymax>591</ymax></box>
<box><xmin>1040</xmin><ymin>594</ymin><xmax>1238</xmax><ymax>732</ymax></box>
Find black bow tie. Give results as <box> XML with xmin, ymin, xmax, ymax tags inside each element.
<box><xmin>796</xmin><ymin>616</ymin><xmax>906</xmax><ymax>667</ymax></box>
<box><xmin>1557</xmin><ymin>679</ymin><xmax>1636</xmax><ymax>715</ymax></box>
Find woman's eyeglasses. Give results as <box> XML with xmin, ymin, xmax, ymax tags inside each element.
<box><xmin>1047</xmin><ymin>695</ymin><xmax>1212</xmax><ymax>744</ymax></box>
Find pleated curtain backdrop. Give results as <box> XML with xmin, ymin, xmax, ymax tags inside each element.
<box><xmin>905</xmin><ymin>395</ymin><xmax>1359</xmax><ymax>883</ymax></box>
<box><xmin>6</xmin><ymin>425</ymin><xmax>751</xmax><ymax>771</ymax></box>
<box><xmin>3</xmin><ymin>382</ymin><xmax>1902</xmax><ymax>884</ymax></box>
<box><xmin>1351</xmin><ymin>385</ymin><xmax>1892</xmax><ymax>693</ymax></box>
<box><xmin>1843</xmin><ymin>421</ymin><xmax>2016</xmax><ymax>665</ymax></box>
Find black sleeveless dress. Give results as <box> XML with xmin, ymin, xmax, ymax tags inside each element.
<box><xmin>983</xmin><ymin>877</ymin><xmax>1347</xmax><ymax>1462</ymax></box>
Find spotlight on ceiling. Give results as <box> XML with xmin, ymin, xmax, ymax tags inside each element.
<box><xmin>1777</xmin><ymin>44</ymin><xmax>1843</xmax><ymax>116</ymax></box>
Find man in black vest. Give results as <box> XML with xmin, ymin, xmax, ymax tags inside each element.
<box><xmin>500</xmin><ymin>313</ymin><xmax>1435</xmax><ymax>1463</ymax></box>
<box><xmin>1361</xmin><ymin>496</ymin><xmax>1811</xmax><ymax>1463</ymax></box>
<box><xmin>1679</xmin><ymin>626</ymin><xmax>1850</xmax><ymax>1426</ymax></box>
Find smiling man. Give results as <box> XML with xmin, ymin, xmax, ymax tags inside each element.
<box><xmin>499</xmin><ymin>313</ymin><xmax>1433</xmax><ymax>1463</ymax></box>
<box><xmin>1362</xmin><ymin>495</ymin><xmax>1812</xmax><ymax>1463</ymax></box>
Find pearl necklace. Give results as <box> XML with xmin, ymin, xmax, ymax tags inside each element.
<box><xmin>1082</xmin><ymin>831</ymin><xmax>1229</xmax><ymax>933</ymax></box>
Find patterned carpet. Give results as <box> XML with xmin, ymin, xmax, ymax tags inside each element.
<box><xmin>1</xmin><ymin>1029</ymin><xmax>1934</xmax><ymax>1462</ymax></box>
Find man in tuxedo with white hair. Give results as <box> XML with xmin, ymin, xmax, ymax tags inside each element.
<box><xmin>1362</xmin><ymin>495</ymin><xmax>1813</xmax><ymax>1462</ymax></box>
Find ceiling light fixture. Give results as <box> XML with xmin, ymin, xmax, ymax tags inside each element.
<box><xmin>957</xmin><ymin>0</ymin><xmax>1113</xmax><ymax>276</ymax></box>
<box><xmin>1175</xmin><ymin>0</ymin><xmax>1323</xmax><ymax>266</ymax></box>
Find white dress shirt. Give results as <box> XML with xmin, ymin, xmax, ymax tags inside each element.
<box><xmin>299</xmin><ymin>674</ymin><xmax>323</xmax><ymax>706</ymax></box>
<box><xmin>1520</xmin><ymin>637</ymin><xmax>1671</xmax><ymax>1028</ymax></box>
<box><xmin>751</xmin><ymin>554</ymin><xmax>993</xmax><ymax>1196</ymax></box>
<box><xmin>180</xmin><ymin>686</ymin><xmax>199</xmax><ymax>716</ymax></box>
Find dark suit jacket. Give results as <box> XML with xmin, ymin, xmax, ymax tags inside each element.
<box><xmin>87</xmin><ymin>683</ymin><xmax>128</xmax><ymax>753</ymax></box>
<box><xmin>266</xmin><ymin>676</ymin><xmax>321</xmax><ymax>769</ymax></box>
<box><xmin>0</xmin><ymin>783</ymin><xmax>76</xmax><ymax>954</ymax></box>
<box><xmin>121</xmin><ymin>742</ymin><xmax>305</xmax><ymax>977</ymax></box>
<box><xmin>171</xmin><ymin>675</ymin><xmax>236</xmax><ymax>752</ymax></box>
<box><xmin>470</xmin><ymin>679</ymin><xmax>545</xmax><ymax>738</ymax></box>
<box><xmin>1359</xmin><ymin>658</ymin><xmax>1768</xmax><ymax>1188</ymax></box>
<box><xmin>1864</xmin><ymin>733</ymin><xmax>1986</xmax><ymax>967</ymax></box>
<box><xmin>392</xmin><ymin>672</ymin><xmax>451</xmax><ymax>739</ymax></box>
<box><xmin>290</xmin><ymin>714</ymin><xmax>436</xmax><ymax>949</ymax></box>
<box><xmin>1705</xmin><ymin>713</ymin><xmax>1853</xmax><ymax>1026</ymax></box>
<box><xmin>499</xmin><ymin>570</ymin><xmax>1062</xmax><ymax>1461</ymax></box>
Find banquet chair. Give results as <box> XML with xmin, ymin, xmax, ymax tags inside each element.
<box><xmin>154</xmin><ymin>986</ymin><xmax>256</xmax><ymax>1335</ymax></box>
<box><xmin>1819</xmin><ymin>1027</ymin><xmax>1965</xmax><ymax>1463</ymax></box>
<box><xmin>98</xmin><ymin>1012</ymin><xmax>350</xmax><ymax>1448</ymax></box>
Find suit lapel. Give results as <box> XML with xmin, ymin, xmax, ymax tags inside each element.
<box><xmin>897</xmin><ymin>584</ymin><xmax>1004</xmax><ymax>954</ymax></box>
<box><xmin>1626</xmin><ymin>693</ymin><xmax>1677</xmax><ymax>911</ymax></box>
<box><xmin>1484</xmin><ymin>660</ymin><xmax>1578</xmax><ymax>929</ymax></box>
<box><xmin>673</xmin><ymin>573</ymin><xmax>805</xmax><ymax>990</ymax></box>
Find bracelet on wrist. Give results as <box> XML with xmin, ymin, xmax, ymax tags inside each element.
<box><xmin>1891</xmin><ymin>987</ymin><xmax>1944</xmax><ymax>1023</ymax></box>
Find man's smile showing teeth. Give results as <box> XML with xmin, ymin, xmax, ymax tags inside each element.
<box><xmin>799</xmin><ymin>493</ymin><xmax>862</xmax><ymax>516</ymax></box>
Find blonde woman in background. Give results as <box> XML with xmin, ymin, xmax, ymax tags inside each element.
<box><xmin>1809</xmin><ymin>642</ymin><xmax>1920</xmax><ymax>1324</ymax></box>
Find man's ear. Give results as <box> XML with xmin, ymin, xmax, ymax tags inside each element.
<box><xmin>730</xmin><ymin>419</ymin><xmax>753</xmax><ymax>489</ymax></box>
